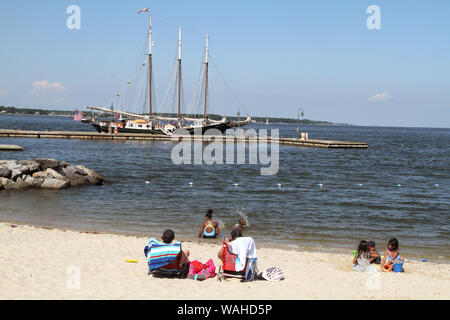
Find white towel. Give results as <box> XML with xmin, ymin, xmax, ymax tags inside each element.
<box><xmin>230</xmin><ymin>237</ymin><xmax>258</xmax><ymax>272</ymax></box>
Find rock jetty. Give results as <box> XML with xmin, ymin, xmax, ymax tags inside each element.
<box><xmin>0</xmin><ymin>159</ymin><xmax>105</xmax><ymax>191</ymax></box>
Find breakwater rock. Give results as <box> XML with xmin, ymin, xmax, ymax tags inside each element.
<box><xmin>0</xmin><ymin>159</ymin><xmax>105</xmax><ymax>191</ymax></box>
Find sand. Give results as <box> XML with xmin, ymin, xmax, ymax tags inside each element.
<box><xmin>0</xmin><ymin>221</ymin><xmax>449</xmax><ymax>300</ymax></box>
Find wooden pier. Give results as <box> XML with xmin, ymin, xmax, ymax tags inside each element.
<box><xmin>0</xmin><ymin>129</ymin><xmax>368</xmax><ymax>149</ymax></box>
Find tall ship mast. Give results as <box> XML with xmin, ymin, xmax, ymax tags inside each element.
<box><xmin>147</xmin><ymin>13</ymin><xmax>153</xmax><ymax>118</ymax></box>
<box><xmin>80</xmin><ymin>8</ymin><xmax>252</xmax><ymax>136</ymax></box>
<box><xmin>177</xmin><ymin>27</ymin><xmax>182</xmax><ymax>122</ymax></box>
<box><xmin>203</xmin><ymin>34</ymin><xmax>209</xmax><ymax>122</ymax></box>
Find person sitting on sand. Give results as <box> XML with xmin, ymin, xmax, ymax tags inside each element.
<box><xmin>367</xmin><ymin>240</ymin><xmax>381</xmax><ymax>264</ymax></box>
<box><xmin>218</xmin><ymin>228</ymin><xmax>242</xmax><ymax>259</ymax></box>
<box><xmin>161</xmin><ymin>229</ymin><xmax>190</xmax><ymax>264</ymax></box>
<box><xmin>145</xmin><ymin>229</ymin><xmax>190</xmax><ymax>271</ymax></box>
<box><xmin>352</xmin><ymin>240</ymin><xmax>375</xmax><ymax>272</ymax></box>
<box><xmin>219</xmin><ymin>228</ymin><xmax>258</xmax><ymax>281</ymax></box>
<box><xmin>353</xmin><ymin>240</ymin><xmax>367</xmax><ymax>266</ymax></box>
<box><xmin>381</xmin><ymin>237</ymin><xmax>401</xmax><ymax>270</ymax></box>
<box><xmin>198</xmin><ymin>209</ymin><xmax>219</xmax><ymax>239</ymax></box>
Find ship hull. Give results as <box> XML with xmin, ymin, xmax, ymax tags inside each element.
<box><xmin>91</xmin><ymin>123</ymin><xmax>164</xmax><ymax>135</ymax></box>
<box><xmin>90</xmin><ymin>119</ymin><xmax>251</xmax><ymax>136</ymax></box>
<box><xmin>184</xmin><ymin>120</ymin><xmax>251</xmax><ymax>135</ymax></box>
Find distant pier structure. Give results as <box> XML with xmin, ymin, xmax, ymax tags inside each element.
<box><xmin>0</xmin><ymin>129</ymin><xmax>368</xmax><ymax>149</ymax></box>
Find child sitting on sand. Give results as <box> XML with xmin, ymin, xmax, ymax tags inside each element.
<box><xmin>381</xmin><ymin>237</ymin><xmax>402</xmax><ymax>271</ymax></box>
<box><xmin>367</xmin><ymin>241</ymin><xmax>381</xmax><ymax>264</ymax></box>
<box><xmin>353</xmin><ymin>240</ymin><xmax>376</xmax><ymax>273</ymax></box>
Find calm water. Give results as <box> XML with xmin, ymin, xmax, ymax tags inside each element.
<box><xmin>1</xmin><ymin>114</ymin><xmax>449</xmax><ymax>262</ymax></box>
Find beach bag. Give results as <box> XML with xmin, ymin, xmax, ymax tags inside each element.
<box><xmin>260</xmin><ymin>266</ymin><xmax>285</xmax><ymax>281</ymax></box>
<box><xmin>187</xmin><ymin>259</ymin><xmax>216</xmax><ymax>280</ymax></box>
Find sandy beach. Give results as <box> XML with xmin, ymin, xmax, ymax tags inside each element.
<box><xmin>0</xmin><ymin>221</ymin><xmax>449</xmax><ymax>300</ymax></box>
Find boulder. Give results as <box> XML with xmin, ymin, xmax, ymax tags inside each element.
<box><xmin>11</xmin><ymin>166</ymin><xmax>30</xmax><ymax>181</ymax></box>
<box><xmin>0</xmin><ymin>166</ymin><xmax>11</xmax><ymax>179</ymax></box>
<box><xmin>63</xmin><ymin>165</ymin><xmax>87</xmax><ymax>176</ymax></box>
<box><xmin>60</xmin><ymin>161</ymin><xmax>72</xmax><ymax>168</ymax></box>
<box><xmin>61</xmin><ymin>166</ymin><xmax>92</xmax><ymax>186</ymax></box>
<box><xmin>75</xmin><ymin>165</ymin><xmax>105</xmax><ymax>185</ymax></box>
<box><xmin>14</xmin><ymin>176</ymin><xmax>33</xmax><ymax>189</ymax></box>
<box><xmin>24</xmin><ymin>175</ymin><xmax>44</xmax><ymax>188</ymax></box>
<box><xmin>35</xmin><ymin>158</ymin><xmax>60</xmax><ymax>171</ymax></box>
<box><xmin>2</xmin><ymin>160</ymin><xmax>19</xmax><ymax>171</ymax></box>
<box><xmin>40</xmin><ymin>178</ymin><xmax>70</xmax><ymax>190</ymax></box>
<box><xmin>0</xmin><ymin>177</ymin><xmax>30</xmax><ymax>190</ymax></box>
<box><xmin>44</xmin><ymin>168</ymin><xmax>65</xmax><ymax>181</ymax></box>
<box><xmin>63</xmin><ymin>172</ymin><xmax>90</xmax><ymax>186</ymax></box>
<box><xmin>18</xmin><ymin>160</ymin><xmax>41</xmax><ymax>174</ymax></box>
<box><xmin>1</xmin><ymin>161</ymin><xmax>30</xmax><ymax>181</ymax></box>
<box><xmin>0</xmin><ymin>177</ymin><xmax>14</xmax><ymax>190</ymax></box>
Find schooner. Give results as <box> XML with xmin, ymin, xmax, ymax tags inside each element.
<box><xmin>81</xmin><ymin>8</ymin><xmax>251</xmax><ymax>135</ymax></box>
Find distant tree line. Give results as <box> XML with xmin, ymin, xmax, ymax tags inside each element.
<box><xmin>0</xmin><ymin>105</ymin><xmax>335</xmax><ymax>125</ymax></box>
<box><xmin>0</xmin><ymin>105</ymin><xmax>73</xmax><ymax>116</ymax></box>
<box><xmin>153</xmin><ymin>113</ymin><xmax>334</xmax><ymax>125</ymax></box>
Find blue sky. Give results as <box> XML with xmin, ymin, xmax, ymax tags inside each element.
<box><xmin>0</xmin><ymin>0</ymin><xmax>449</xmax><ymax>127</ymax></box>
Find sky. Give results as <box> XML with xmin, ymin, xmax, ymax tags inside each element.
<box><xmin>0</xmin><ymin>0</ymin><xmax>449</xmax><ymax>127</ymax></box>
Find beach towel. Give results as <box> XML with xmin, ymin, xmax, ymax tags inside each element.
<box><xmin>144</xmin><ymin>238</ymin><xmax>182</xmax><ymax>272</ymax></box>
<box><xmin>230</xmin><ymin>237</ymin><xmax>257</xmax><ymax>272</ymax></box>
<box><xmin>261</xmin><ymin>266</ymin><xmax>285</xmax><ymax>281</ymax></box>
<box><xmin>221</xmin><ymin>241</ymin><xmax>246</xmax><ymax>273</ymax></box>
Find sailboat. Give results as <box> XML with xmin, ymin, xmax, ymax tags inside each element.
<box><xmin>81</xmin><ymin>9</ymin><xmax>251</xmax><ymax>135</ymax></box>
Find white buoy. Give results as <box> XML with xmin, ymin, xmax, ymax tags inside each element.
<box><xmin>145</xmin><ymin>181</ymin><xmax>150</xmax><ymax>184</ymax></box>
<box><xmin>396</xmin><ymin>184</ymin><xmax>402</xmax><ymax>187</ymax></box>
<box><xmin>318</xmin><ymin>183</ymin><xmax>323</xmax><ymax>188</ymax></box>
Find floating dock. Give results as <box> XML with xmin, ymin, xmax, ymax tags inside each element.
<box><xmin>0</xmin><ymin>144</ymin><xmax>23</xmax><ymax>151</ymax></box>
<box><xmin>0</xmin><ymin>129</ymin><xmax>368</xmax><ymax>149</ymax></box>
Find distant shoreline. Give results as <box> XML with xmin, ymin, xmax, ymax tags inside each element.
<box><xmin>0</xmin><ymin>112</ymin><xmax>72</xmax><ymax>118</ymax></box>
<box><xmin>2</xmin><ymin>109</ymin><xmax>448</xmax><ymax>129</ymax></box>
<box><xmin>0</xmin><ymin>112</ymin><xmax>345</xmax><ymax>126</ymax></box>
<box><xmin>0</xmin><ymin>106</ymin><xmax>339</xmax><ymax>126</ymax></box>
